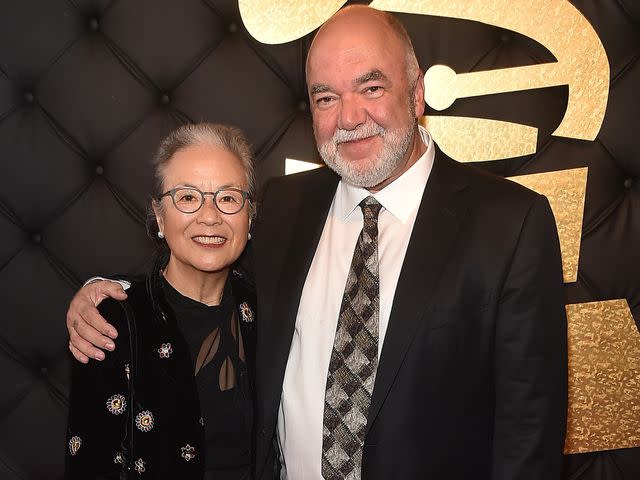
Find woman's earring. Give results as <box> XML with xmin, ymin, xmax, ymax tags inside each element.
<box><xmin>158</xmin><ymin>231</ymin><xmax>165</xmax><ymax>239</ymax></box>
<box><xmin>247</xmin><ymin>232</ymin><xmax>252</xmax><ymax>240</ymax></box>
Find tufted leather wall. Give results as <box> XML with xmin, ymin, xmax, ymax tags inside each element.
<box><xmin>0</xmin><ymin>1</ymin><xmax>638</xmax><ymax>478</ymax></box>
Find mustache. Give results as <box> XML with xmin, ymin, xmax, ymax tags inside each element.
<box><xmin>333</xmin><ymin>122</ymin><xmax>385</xmax><ymax>144</ymax></box>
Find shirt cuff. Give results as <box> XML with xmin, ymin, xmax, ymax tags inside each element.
<box><xmin>83</xmin><ymin>276</ymin><xmax>131</xmax><ymax>291</ymax></box>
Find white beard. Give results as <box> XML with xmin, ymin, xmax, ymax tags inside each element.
<box><xmin>318</xmin><ymin>118</ymin><xmax>415</xmax><ymax>188</ymax></box>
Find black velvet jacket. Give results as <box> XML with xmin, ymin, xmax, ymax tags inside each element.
<box><xmin>65</xmin><ymin>269</ymin><xmax>256</xmax><ymax>479</ymax></box>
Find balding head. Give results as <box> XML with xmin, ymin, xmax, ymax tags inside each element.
<box><xmin>307</xmin><ymin>6</ymin><xmax>419</xmax><ymax>84</ymax></box>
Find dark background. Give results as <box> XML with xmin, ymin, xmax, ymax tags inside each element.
<box><xmin>0</xmin><ymin>0</ymin><xmax>638</xmax><ymax>478</ymax></box>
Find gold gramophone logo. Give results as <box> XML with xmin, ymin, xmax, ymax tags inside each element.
<box><xmin>240</xmin><ymin>0</ymin><xmax>609</xmax><ymax>161</ymax></box>
<box><xmin>239</xmin><ymin>0</ymin><xmax>640</xmax><ymax>455</ymax></box>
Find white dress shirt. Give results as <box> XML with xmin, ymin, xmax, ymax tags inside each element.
<box><xmin>277</xmin><ymin>127</ymin><xmax>435</xmax><ymax>479</ymax></box>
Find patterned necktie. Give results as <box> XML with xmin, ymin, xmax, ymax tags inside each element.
<box><xmin>322</xmin><ymin>196</ymin><xmax>382</xmax><ymax>479</ymax></box>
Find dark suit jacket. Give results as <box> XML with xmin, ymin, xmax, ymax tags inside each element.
<box><xmin>252</xmin><ymin>147</ymin><xmax>568</xmax><ymax>480</ymax></box>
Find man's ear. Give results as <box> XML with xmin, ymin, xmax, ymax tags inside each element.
<box><xmin>414</xmin><ymin>69</ymin><xmax>426</xmax><ymax>118</ymax></box>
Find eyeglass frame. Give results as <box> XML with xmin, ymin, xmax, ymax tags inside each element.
<box><xmin>158</xmin><ymin>186</ymin><xmax>253</xmax><ymax>215</ymax></box>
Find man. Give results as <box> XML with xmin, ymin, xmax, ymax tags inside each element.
<box><xmin>67</xmin><ymin>6</ymin><xmax>567</xmax><ymax>479</ymax></box>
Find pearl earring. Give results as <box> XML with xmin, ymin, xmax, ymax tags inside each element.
<box><xmin>248</xmin><ymin>232</ymin><xmax>252</xmax><ymax>240</ymax></box>
<box><xmin>158</xmin><ymin>231</ymin><xmax>165</xmax><ymax>239</ymax></box>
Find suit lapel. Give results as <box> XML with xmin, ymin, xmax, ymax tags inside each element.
<box><xmin>366</xmin><ymin>149</ymin><xmax>470</xmax><ymax>434</ymax></box>
<box><xmin>261</xmin><ymin>169</ymin><xmax>339</xmax><ymax>433</ymax></box>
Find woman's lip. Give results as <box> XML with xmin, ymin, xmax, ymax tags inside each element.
<box><xmin>192</xmin><ymin>235</ymin><xmax>227</xmax><ymax>247</ymax></box>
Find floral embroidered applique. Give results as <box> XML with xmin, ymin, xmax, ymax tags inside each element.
<box><xmin>239</xmin><ymin>302</ymin><xmax>254</xmax><ymax>323</ymax></box>
<box><xmin>135</xmin><ymin>410</ymin><xmax>154</xmax><ymax>432</ymax></box>
<box><xmin>158</xmin><ymin>343</ymin><xmax>173</xmax><ymax>358</ymax></box>
<box><xmin>135</xmin><ymin>458</ymin><xmax>146</xmax><ymax>474</ymax></box>
<box><xmin>181</xmin><ymin>444</ymin><xmax>196</xmax><ymax>462</ymax></box>
<box><xmin>68</xmin><ymin>436</ymin><xmax>82</xmax><ymax>456</ymax></box>
<box><xmin>106</xmin><ymin>394</ymin><xmax>126</xmax><ymax>415</ymax></box>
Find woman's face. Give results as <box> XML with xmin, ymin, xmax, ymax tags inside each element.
<box><xmin>154</xmin><ymin>143</ymin><xmax>251</xmax><ymax>276</ymax></box>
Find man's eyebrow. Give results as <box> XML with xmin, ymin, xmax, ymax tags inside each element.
<box><xmin>354</xmin><ymin>69</ymin><xmax>388</xmax><ymax>85</ymax></box>
<box><xmin>310</xmin><ymin>84</ymin><xmax>331</xmax><ymax>95</ymax></box>
<box><xmin>310</xmin><ymin>70</ymin><xmax>388</xmax><ymax>95</ymax></box>
<box><xmin>173</xmin><ymin>183</ymin><xmax>241</xmax><ymax>191</ymax></box>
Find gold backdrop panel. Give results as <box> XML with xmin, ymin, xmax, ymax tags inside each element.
<box><xmin>564</xmin><ymin>300</ymin><xmax>640</xmax><ymax>454</ymax></box>
<box><xmin>241</xmin><ymin>0</ymin><xmax>609</xmax><ymax>162</ymax></box>
<box><xmin>508</xmin><ymin>168</ymin><xmax>587</xmax><ymax>283</ymax></box>
<box><xmin>238</xmin><ymin>0</ymin><xmax>346</xmax><ymax>44</ymax></box>
<box><xmin>424</xmin><ymin>63</ymin><xmax>573</xmax><ymax>111</ymax></box>
<box><xmin>372</xmin><ymin>0</ymin><xmax>609</xmax><ymax>141</ymax></box>
<box><xmin>421</xmin><ymin>116</ymin><xmax>538</xmax><ymax>162</ymax></box>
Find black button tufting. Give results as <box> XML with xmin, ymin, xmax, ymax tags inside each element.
<box><xmin>229</xmin><ymin>22</ymin><xmax>238</xmax><ymax>33</ymax></box>
<box><xmin>40</xmin><ymin>367</ymin><xmax>48</xmax><ymax>375</ymax></box>
<box><xmin>160</xmin><ymin>94</ymin><xmax>170</xmax><ymax>105</ymax></box>
<box><xmin>32</xmin><ymin>233</ymin><xmax>41</xmax><ymax>244</ymax></box>
<box><xmin>500</xmin><ymin>33</ymin><xmax>511</xmax><ymax>43</ymax></box>
<box><xmin>298</xmin><ymin>101</ymin><xmax>308</xmax><ymax>112</ymax></box>
<box><xmin>88</xmin><ymin>18</ymin><xmax>99</xmax><ymax>31</ymax></box>
<box><xmin>96</xmin><ymin>165</ymin><xmax>104</xmax><ymax>175</ymax></box>
<box><xmin>624</xmin><ymin>178</ymin><xmax>633</xmax><ymax>189</ymax></box>
<box><xmin>23</xmin><ymin>91</ymin><xmax>34</xmax><ymax>103</ymax></box>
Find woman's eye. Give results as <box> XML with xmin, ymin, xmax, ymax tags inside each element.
<box><xmin>219</xmin><ymin>195</ymin><xmax>239</xmax><ymax>204</ymax></box>
<box><xmin>176</xmin><ymin>191</ymin><xmax>199</xmax><ymax>203</ymax></box>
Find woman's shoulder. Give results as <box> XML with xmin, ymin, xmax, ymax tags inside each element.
<box><xmin>230</xmin><ymin>268</ymin><xmax>256</xmax><ymax>316</ymax></box>
<box><xmin>230</xmin><ymin>265</ymin><xmax>255</xmax><ymax>298</ymax></box>
<box><xmin>96</xmin><ymin>278</ymin><xmax>149</xmax><ymax>330</ymax></box>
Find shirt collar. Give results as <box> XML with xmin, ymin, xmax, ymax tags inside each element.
<box><xmin>335</xmin><ymin>125</ymin><xmax>435</xmax><ymax>222</ymax></box>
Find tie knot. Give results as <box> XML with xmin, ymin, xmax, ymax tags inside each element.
<box><xmin>359</xmin><ymin>196</ymin><xmax>382</xmax><ymax>223</ymax></box>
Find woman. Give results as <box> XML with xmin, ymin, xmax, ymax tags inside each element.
<box><xmin>66</xmin><ymin>123</ymin><xmax>257</xmax><ymax>479</ymax></box>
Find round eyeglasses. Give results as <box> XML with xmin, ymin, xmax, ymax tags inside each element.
<box><xmin>159</xmin><ymin>187</ymin><xmax>251</xmax><ymax>215</ymax></box>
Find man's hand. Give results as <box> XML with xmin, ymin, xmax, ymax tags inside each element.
<box><xmin>66</xmin><ymin>280</ymin><xmax>128</xmax><ymax>363</ymax></box>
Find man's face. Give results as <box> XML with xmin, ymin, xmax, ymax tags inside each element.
<box><xmin>306</xmin><ymin>16</ymin><xmax>423</xmax><ymax>189</ymax></box>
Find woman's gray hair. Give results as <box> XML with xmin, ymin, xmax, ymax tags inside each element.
<box><xmin>152</xmin><ymin>122</ymin><xmax>256</xmax><ymax>201</ymax></box>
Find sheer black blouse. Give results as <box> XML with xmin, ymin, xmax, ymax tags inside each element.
<box><xmin>161</xmin><ymin>277</ymin><xmax>253</xmax><ymax>479</ymax></box>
